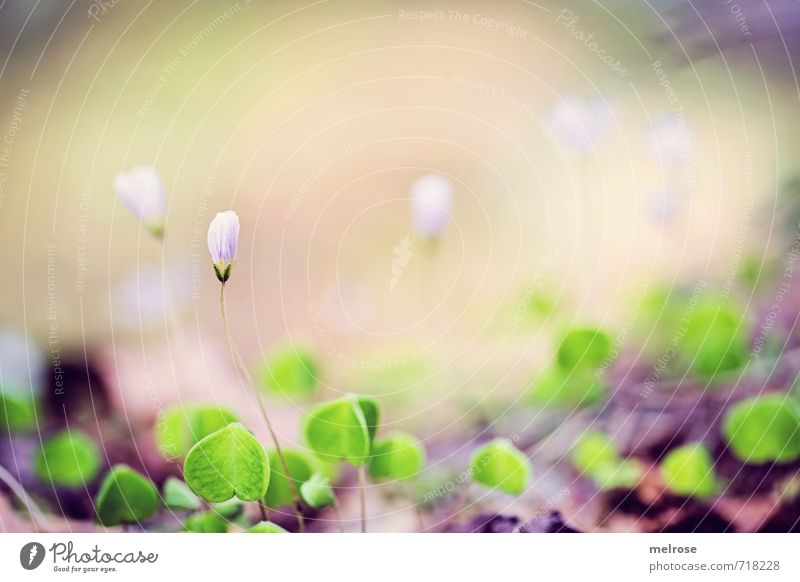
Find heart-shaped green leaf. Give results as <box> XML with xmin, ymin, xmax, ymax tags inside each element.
<box><xmin>212</xmin><ymin>497</ymin><xmax>244</xmax><ymax>519</ymax></box>
<box><xmin>470</xmin><ymin>439</ymin><xmax>531</xmax><ymax>496</ymax></box>
<box><xmin>556</xmin><ymin>328</ymin><xmax>613</xmax><ymax>372</ymax></box>
<box><xmin>183</xmin><ymin>423</ymin><xmax>270</xmax><ymax>502</ymax></box>
<box><xmin>259</xmin><ymin>344</ymin><xmax>320</xmax><ymax>398</ymax></box>
<box><xmin>303</xmin><ymin>395</ymin><xmax>380</xmax><ymax>466</ymax></box>
<box><xmin>529</xmin><ymin>366</ymin><xmax>607</xmax><ymax>409</ymax></box>
<box><xmin>155</xmin><ymin>405</ymin><xmax>238</xmax><ymax>460</ymax></box>
<box><xmin>682</xmin><ymin>296</ymin><xmax>748</xmax><ymax>378</ymax></box>
<box><xmin>183</xmin><ymin>511</ymin><xmax>229</xmax><ymax>533</ymax></box>
<box><xmin>723</xmin><ymin>395</ymin><xmax>800</xmax><ymax>464</ymax></box>
<box><xmin>163</xmin><ymin>476</ymin><xmax>201</xmax><ymax>511</ymax></box>
<box><xmin>369</xmin><ymin>432</ymin><xmax>425</xmax><ymax>481</ymax></box>
<box><xmin>264</xmin><ymin>449</ymin><xmax>314</xmax><ymax>508</ymax></box>
<box><xmin>571</xmin><ymin>431</ymin><xmax>641</xmax><ymax>490</ymax></box>
<box><xmin>660</xmin><ymin>443</ymin><xmax>718</xmax><ymax>498</ymax></box>
<box><xmin>247</xmin><ymin>520</ymin><xmax>288</xmax><ymax>533</ymax></box>
<box><xmin>34</xmin><ymin>430</ymin><xmax>101</xmax><ymax>488</ymax></box>
<box><xmin>95</xmin><ymin>465</ymin><xmax>159</xmax><ymax>526</ymax></box>
<box><xmin>356</xmin><ymin>396</ymin><xmax>380</xmax><ymax>445</ymax></box>
<box><xmin>0</xmin><ymin>392</ymin><xmax>38</xmax><ymax>432</ymax></box>
<box><xmin>299</xmin><ymin>474</ymin><xmax>336</xmax><ymax>509</ymax></box>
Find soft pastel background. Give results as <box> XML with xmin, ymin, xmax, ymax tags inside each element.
<box><xmin>1</xmin><ymin>0</ymin><xmax>798</xmax><ymax>531</ymax></box>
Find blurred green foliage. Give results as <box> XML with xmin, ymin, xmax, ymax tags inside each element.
<box><xmin>155</xmin><ymin>405</ymin><xmax>238</xmax><ymax>459</ymax></box>
<box><xmin>368</xmin><ymin>432</ymin><xmax>425</xmax><ymax>482</ymax></box>
<box><xmin>571</xmin><ymin>431</ymin><xmax>641</xmax><ymax>490</ymax></box>
<box><xmin>660</xmin><ymin>443</ymin><xmax>718</xmax><ymax>498</ymax></box>
<box><xmin>264</xmin><ymin>449</ymin><xmax>314</xmax><ymax>509</ymax></box>
<box><xmin>259</xmin><ymin>343</ymin><xmax>320</xmax><ymax>399</ymax></box>
<box><xmin>723</xmin><ymin>395</ymin><xmax>800</xmax><ymax>464</ymax></box>
<box><xmin>470</xmin><ymin>439</ymin><xmax>531</xmax><ymax>496</ymax></box>
<box><xmin>34</xmin><ymin>430</ymin><xmax>101</xmax><ymax>489</ymax></box>
<box><xmin>303</xmin><ymin>395</ymin><xmax>380</xmax><ymax>466</ymax></box>
<box><xmin>95</xmin><ymin>465</ymin><xmax>159</xmax><ymax>527</ymax></box>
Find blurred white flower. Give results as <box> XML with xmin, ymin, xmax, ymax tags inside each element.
<box><xmin>113</xmin><ymin>264</ymin><xmax>190</xmax><ymax>330</ymax></box>
<box><xmin>0</xmin><ymin>329</ymin><xmax>44</xmax><ymax>395</ymax></box>
<box><xmin>410</xmin><ymin>173</ymin><xmax>453</xmax><ymax>238</ymax></box>
<box><xmin>544</xmin><ymin>96</ymin><xmax>614</xmax><ymax>156</ymax></box>
<box><xmin>644</xmin><ymin>186</ymin><xmax>683</xmax><ymax>225</ymax></box>
<box><xmin>207</xmin><ymin>210</ymin><xmax>240</xmax><ymax>283</ymax></box>
<box><xmin>645</xmin><ymin>113</ymin><xmax>690</xmax><ymax>165</ymax></box>
<box><xmin>113</xmin><ymin>165</ymin><xmax>166</xmax><ymax>236</ymax></box>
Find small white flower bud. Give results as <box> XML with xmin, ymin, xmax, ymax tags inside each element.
<box><xmin>207</xmin><ymin>210</ymin><xmax>240</xmax><ymax>283</ymax></box>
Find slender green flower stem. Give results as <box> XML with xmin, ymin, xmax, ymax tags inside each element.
<box><xmin>219</xmin><ymin>283</ymin><xmax>305</xmax><ymax>532</ymax></box>
<box><xmin>358</xmin><ymin>464</ymin><xmax>367</xmax><ymax>533</ymax></box>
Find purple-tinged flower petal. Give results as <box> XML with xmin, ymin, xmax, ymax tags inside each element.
<box><xmin>113</xmin><ymin>166</ymin><xmax>166</xmax><ymax>235</ymax></box>
<box><xmin>410</xmin><ymin>173</ymin><xmax>453</xmax><ymax>238</ymax></box>
<box><xmin>207</xmin><ymin>210</ymin><xmax>240</xmax><ymax>282</ymax></box>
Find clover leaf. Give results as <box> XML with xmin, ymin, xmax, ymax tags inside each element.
<box><xmin>368</xmin><ymin>432</ymin><xmax>425</xmax><ymax>481</ymax></box>
<box><xmin>247</xmin><ymin>520</ymin><xmax>288</xmax><ymax>533</ymax></box>
<box><xmin>529</xmin><ymin>366</ymin><xmax>607</xmax><ymax>409</ymax></box>
<box><xmin>556</xmin><ymin>328</ymin><xmax>613</xmax><ymax>372</ymax></box>
<box><xmin>299</xmin><ymin>474</ymin><xmax>336</xmax><ymax>509</ymax></box>
<box><xmin>183</xmin><ymin>423</ymin><xmax>270</xmax><ymax>503</ymax></box>
<box><xmin>155</xmin><ymin>405</ymin><xmax>238</xmax><ymax>459</ymax></box>
<box><xmin>264</xmin><ymin>449</ymin><xmax>314</xmax><ymax>508</ymax></box>
<box><xmin>95</xmin><ymin>465</ymin><xmax>159</xmax><ymax>526</ymax></box>
<box><xmin>0</xmin><ymin>392</ymin><xmax>38</xmax><ymax>433</ymax></box>
<box><xmin>570</xmin><ymin>431</ymin><xmax>641</xmax><ymax>490</ymax></box>
<box><xmin>34</xmin><ymin>430</ymin><xmax>101</xmax><ymax>488</ymax></box>
<box><xmin>183</xmin><ymin>511</ymin><xmax>229</xmax><ymax>533</ymax></box>
<box><xmin>163</xmin><ymin>476</ymin><xmax>201</xmax><ymax>511</ymax></box>
<box><xmin>470</xmin><ymin>439</ymin><xmax>531</xmax><ymax>496</ymax></box>
<box><xmin>660</xmin><ymin>443</ymin><xmax>718</xmax><ymax>498</ymax></box>
<box><xmin>682</xmin><ymin>296</ymin><xmax>748</xmax><ymax>378</ymax></box>
<box><xmin>259</xmin><ymin>343</ymin><xmax>320</xmax><ymax>398</ymax></box>
<box><xmin>303</xmin><ymin>395</ymin><xmax>380</xmax><ymax>465</ymax></box>
<box><xmin>212</xmin><ymin>497</ymin><xmax>244</xmax><ymax>519</ymax></box>
<box><xmin>723</xmin><ymin>395</ymin><xmax>800</xmax><ymax>464</ymax></box>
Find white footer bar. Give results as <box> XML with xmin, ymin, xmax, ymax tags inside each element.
<box><xmin>1</xmin><ymin>533</ymin><xmax>797</xmax><ymax>581</ymax></box>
